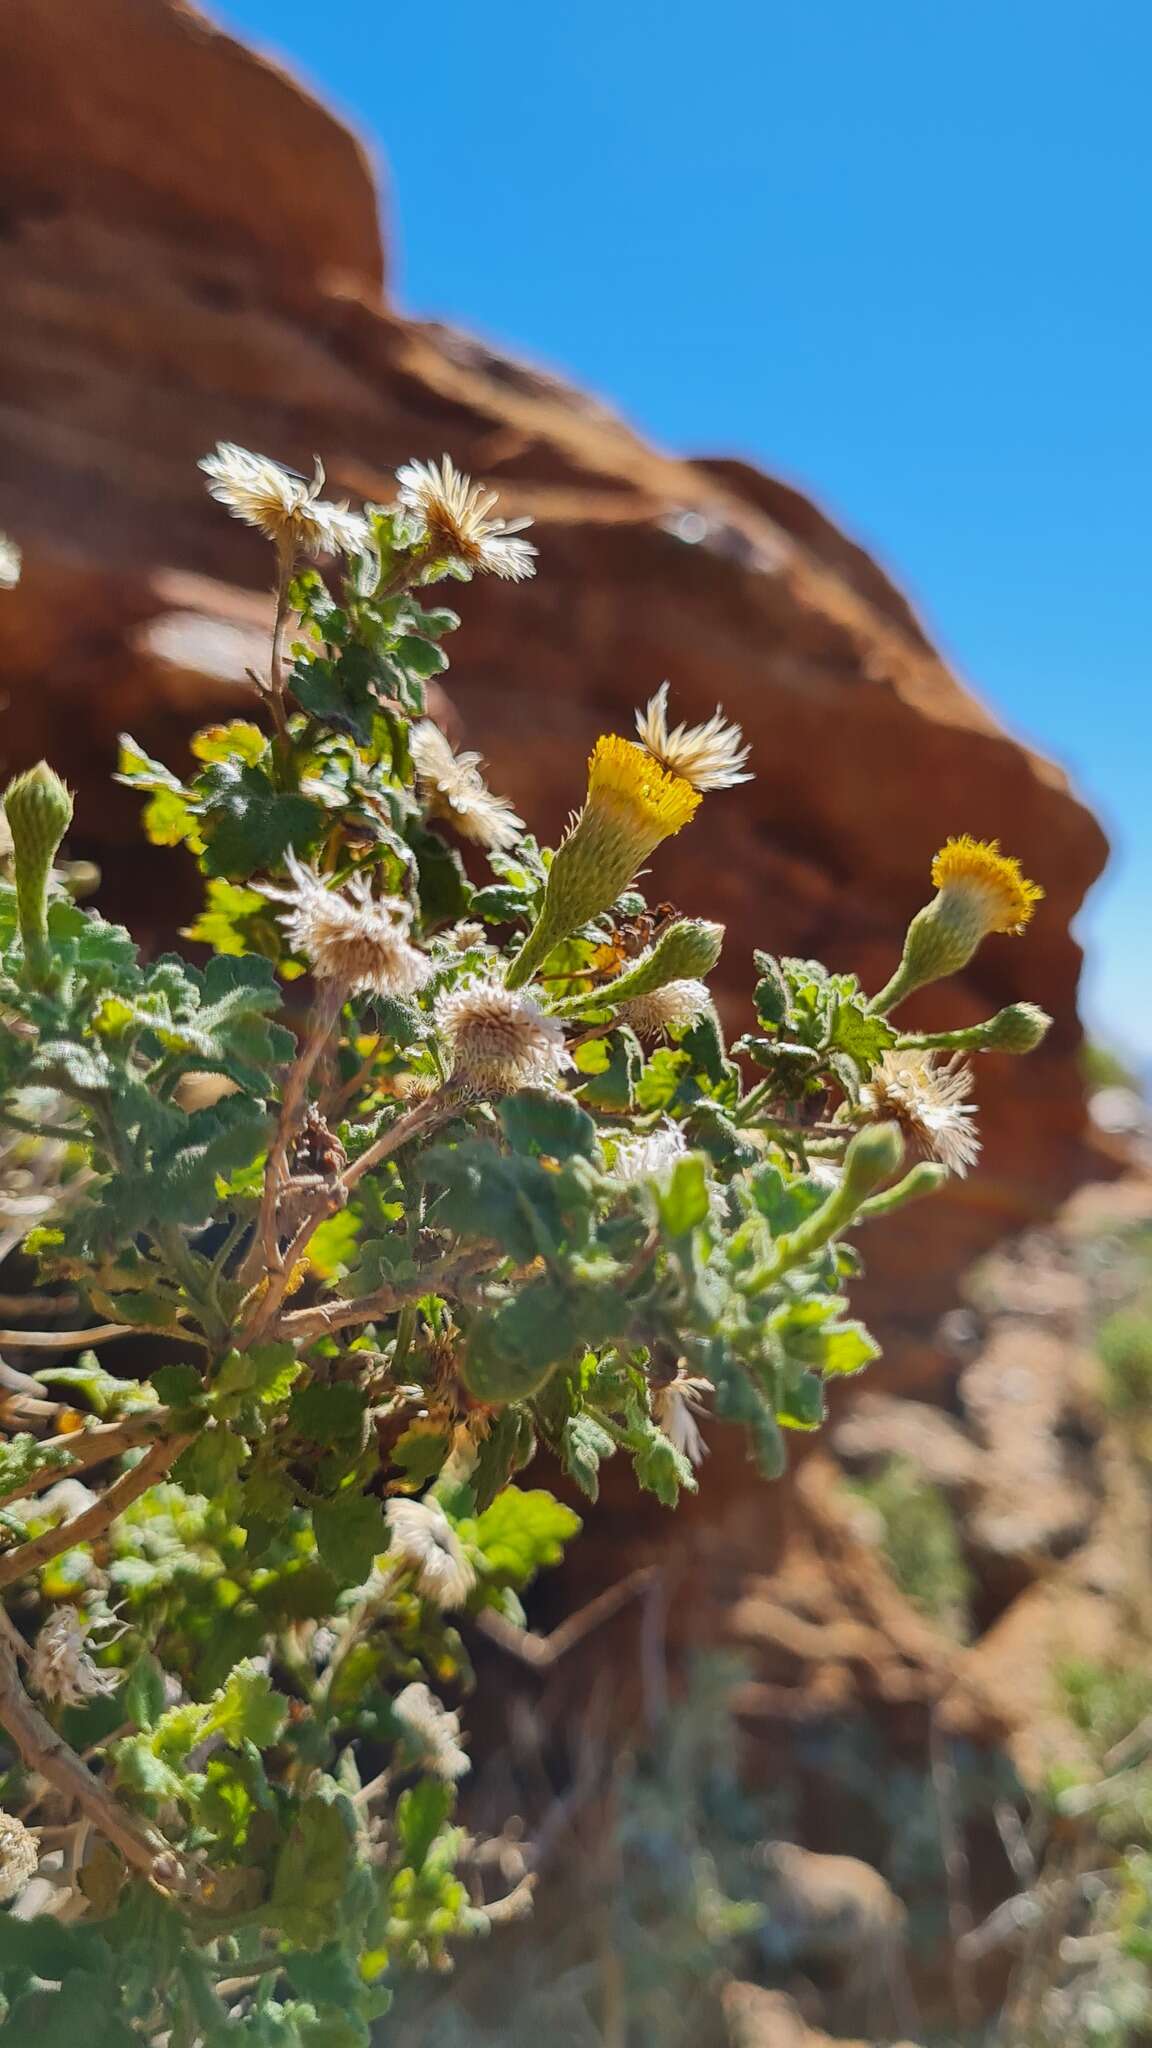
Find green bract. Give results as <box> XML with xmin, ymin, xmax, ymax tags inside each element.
<box><xmin>0</xmin><ymin>447</ymin><xmax>1048</xmax><ymax>2042</ymax></box>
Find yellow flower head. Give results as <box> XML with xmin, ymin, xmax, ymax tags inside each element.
<box><xmin>503</xmin><ymin>738</ymin><xmax>700</xmax><ymax>989</ymax></box>
<box><xmin>586</xmin><ymin>735</ymin><xmax>701</xmax><ymax>848</ymax></box>
<box><xmin>930</xmin><ymin>837</ymin><xmax>1044</xmax><ymax>937</ymax></box>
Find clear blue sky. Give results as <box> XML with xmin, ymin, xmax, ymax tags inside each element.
<box><xmin>220</xmin><ymin>0</ymin><xmax>1151</xmax><ymax>1063</ymax></box>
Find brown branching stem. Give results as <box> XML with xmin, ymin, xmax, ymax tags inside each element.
<box><xmin>0</xmin><ymin>1628</ymin><xmax>184</xmax><ymax>1888</ymax></box>
<box><xmin>277</xmin><ymin>1246</ymin><xmax>498</xmax><ymax>1345</ymax></box>
<box><xmin>0</xmin><ymin>1434</ymin><xmax>188</xmax><ymax>1592</ymax></box>
<box><xmin>0</xmin><ymin>1409</ymin><xmax>174</xmax><ymax>1509</ymax></box>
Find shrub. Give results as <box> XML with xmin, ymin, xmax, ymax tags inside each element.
<box><xmin>0</xmin><ymin>455</ymin><xmax>1050</xmax><ymax>2042</ymax></box>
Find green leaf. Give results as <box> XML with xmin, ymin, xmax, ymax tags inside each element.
<box><xmin>36</xmin><ymin>1353</ymin><xmax>150</xmax><ymax>1419</ymax></box>
<box><xmin>629</xmin><ymin>1419</ymin><xmax>695</xmax><ymax>1506</ymax></box>
<box><xmin>410</xmin><ymin>825</ymin><xmax>472</xmax><ymax>929</ymax></box>
<box><xmin>211</xmin><ymin>1342</ymin><xmax>301</xmax><ymax>1414</ymax></box>
<box><xmin>182</xmin><ymin>878</ymin><xmax>271</xmax><ymax>956</ymax></box>
<box><xmin>775</xmin><ymin>1366</ymin><xmax>825</xmax><ymax>1430</ymax></box>
<box><xmin>498</xmin><ymin>1089</ymin><xmax>597</xmax><ymax>1162</ymax></box>
<box><xmin>394</xmin><ymin>1777</ymin><xmax>453</xmax><ymax>1872</ymax></box>
<box><xmin>656</xmin><ymin>1154</ymin><xmax>710</xmax><ymax>1237</ymax></box>
<box><xmin>285</xmin><ymin>1944</ymin><xmax>364</xmax><ymax>2010</ymax></box>
<box><xmin>560</xmin><ymin>1412</ymin><xmax>616</xmax><ymax>1501</ymax></box>
<box><xmin>472</xmin><ymin>1486</ymin><xmax>580</xmax><ymax>1584</ymax></box>
<box><xmin>0</xmin><ymin>1913</ymin><xmax>110</xmax><ymax>1980</ymax></box>
<box><xmin>289</xmin><ymin>1381</ymin><xmax>367</xmax><ymax>1446</ymax></box>
<box><xmin>272</xmin><ymin>1793</ymin><xmax>356</xmax><ymax>1938</ymax></box>
<box><xmin>820</xmin><ymin>1319</ymin><xmax>881</xmax><ymax>1378</ymax></box>
<box><xmin>826</xmin><ymin>996</ymin><xmax>897</xmax><ymax>1068</ymax></box>
<box><xmin>197</xmin><ymin>763</ymin><xmax>320</xmax><ymax>880</ymax></box>
<box><xmin>124</xmin><ymin>1653</ymin><xmax>167</xmax><ymax>1733</ymax></box>
<box><xmin>189</xmin><ymin>720</ymin><xmax>268</xmax><ymax>767</ymax></box>
<box><xmin>206</xmin><ymin>1659</ymin><xmax>289</xmax><ymax>1749</ymax></box>
<box><xmin>313</xmin><ymin>1492</ymin><xmax>386</xmax><ymax>1584</ymax></box>
<box><xmin>395</xmin><ymin>633</ymin><xmax>449</xmax><ymax>677</ymax></box>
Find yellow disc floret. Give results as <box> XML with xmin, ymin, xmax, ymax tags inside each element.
<box><xmin>586</xmin><ymin>735</ymin><xmax>701</xmax><ymax>845</ymax></box>
<box><xmin>930</xmin><ymin>836</ymin><xmax>1044</xmax><ymax>936</ymax></box>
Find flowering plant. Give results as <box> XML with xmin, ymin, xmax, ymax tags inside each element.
<box><xmin>0</xmin><ymin>451</ymin><xmax>1049</xmax><ymax>2041</ymax></box>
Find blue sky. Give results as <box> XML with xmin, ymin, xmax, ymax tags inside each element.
<box><xmin>220</xmin><ymin>0</ymin><xmax>1151</xmax><ymax>1062</ymax></box>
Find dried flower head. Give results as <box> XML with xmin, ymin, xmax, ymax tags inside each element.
<box><xmin>410</xmin><ymin>720</ymin><xmax>525</xmax><ymax>850</ymax></box>
<box><xmin>435</xmin><ymin>977</ymin><xmax>572</xmax><ymax>1093</ymax></box>
<box><xmin>0</xmin><ymin>536</ymin><xmax>21</xmax><ymax>590</ymax></box>
<box><xmin>610</xmin><ymin>1119</ymin><xmax>689</xmax><ymax>1183</ymax></box>
<box><xmin>199</xmin><ymin>443</ymin><xmax>368</xmax><ymax>561</ymax></box>
<box><xmin>386</xmin><ymin>1497</ymin><xmax>476</xmax><ymax>1609</ymax></box>
<box><xmin>652</xmin><ymin>1373</ymin><xmax>713</xmax><ymax>1468</ymax></box>
<box><xmin>396</xmin><ymin>456</ymin><xmax>537</xmax><ymax>581</ymax></box>
<box><xmin>620</xmin><ymin>978</ymin><xmax>714</xmax><ymax>1040</ymax></box>
<box><xmin>28</xmin><ymin>1604</ymin><xmax>121</xmax><ymax>1709</ymax></box>
<box><xmin>931</xmin><ymin>837</ymin><xmax>1044</xmax><ymax>938</ymax></box>
<box><xmin>634</xmin><ymin>683</ymin><xmax>752</xmax><ymax>792</ymax></box>
<box><xmin>392</xmin><ymin>1681</ymin><xmax>470</xmax><ymax>1780</ymax></box>
<box><xmin>263</xmin><ymin>853</ymin><xmax>429</xmax><ymax>996</ymax></box>
<box><xmin>861</xmin><ymin>1050</ymin><xmax>980</xmax><ymax>1177</ymax></box>
<box><xmin>0</xmin><ymin>1810</ymin><xmax>39</xmax><ymax>1903</ymax></box>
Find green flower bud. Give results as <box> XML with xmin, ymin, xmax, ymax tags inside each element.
<box><xmin>842</xmin><ymin>1121</ymin><xmax>905</xmax><ymax>1200</ymax></box>
<box><xmin>3</xmin><ymin>761</ymin><xmax>73</xmax><ymax>990</ymax></box>
<box><xmin>549</xmin><ymin>917</ymin><xmax>724</xmax><ymax>1017</ymax></box>
<box><xmin>981</xmin><ymin>1002</ymin><xmax>1052</xmax><ymax>1054</ymax></box>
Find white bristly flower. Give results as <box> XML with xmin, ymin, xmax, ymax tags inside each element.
<box><xmin>0</xmin><ymin>1811</ymin><xmax>39</xmax><ymax>1903</ymax></box>
<box><xmin>434</xmin><ymin>977</ymin><xmax>572</xmax><ymax>1094</ymax></box>
<box><xmin>860</xmin><ymin>1050</ymin><xmax>981</xmax><ymax>1177</ymax></box>
<box><xmin>386</xmin><ymin>1497</ymin><xmax>476</xmax><ymax>1610</ymax></box>
<box><xmin>634</xmin><ymin>683</ymin><xmax>752</xmax><ymax>792</ymax></box>
<box><xmin>410</xmin><ymin>720</ymin><xmax>525</xmax><ymax>851</ymax></box>
<box><xmin>652</xmin><ymin>1373</ymin><xmax>713</xmax><ymax>1467</ymax></box>
<box><xmin>610</xmin><ymin>1120</ymin><xmax>689</xmax><ymax>1183</ymax></box>
<box><xmin>0</xmin><ymin>536</ymin><xmax>21</xmax><ymax>590</ymax></box>
<box><xmin>395</xmin><ymin>456</ymin><xmax>537</xmax><ymax>581</ymax></box>
<box><xmin>199</xmin><ymin>443</ymin><xmax>369</xmax><ymax>560</ymax></box>
<box><xmin>262</xmin><ymin>853</ymin><xmax>430</xmax><ymax>996</ymax></box>
<box><xmin>392</xmin><ymin>1682</ymin><xmax>470</xmax><ymax>1780</ymax></box>
<box><xmin>28</xmin><ymin>1605</ymin><xmax>121</xmax><ymax>1709</ymax></box>
<box><xmin>619</xmin><ymin>979</ymin><xmax>714</xmax><ymax>1041</ymax></box>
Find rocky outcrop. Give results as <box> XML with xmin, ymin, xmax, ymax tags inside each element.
<box><xmin>0</xmin><ymin>0</ymin><xmax>1109</xmax><ymax>1332</ymax></box>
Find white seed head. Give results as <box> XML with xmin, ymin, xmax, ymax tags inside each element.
<box><xmin>395</xmin><ymin>456</ymin><xmax>537</xmax><ymax>581</ymax></box>
<box><xmin>28</xmin><ymin>1605</ymin><xmax>121</xmax><ymax>1709</ymax></box>
<box><xmin>199</xmin><ymin>443</ymin><xmax>369</xmax><ymax>559</ymax></box>
<box><xmin>435</xmin><ymin>976</ymin><xmax>572</xmax><ymax>1094</ymax></box>
<box><xmin>619</xmin><ymin>978</ymin><xmax>714</xmax><ymax>1041</ymax></box>
<box><xmin>0</xmin><ymin>1811</ymin><xmax>39</xmax><ymax>1903</ymax></box>
<box><xmin>0</xmin><ymin>536</ymin><xmax>21</xmax><ymax>591</ymax></box>
<box><xmin>410</xmin><ymin>720</ymin><xmax>525</xmax><ymax>851</ymax></box>
<box><xmin>860</xmin><ymin>1050</ymin><xmax>981</xmax><ymax>1177</ymax></box>
<box><xmin>386</xmin><ymin>1497</ymin><xmax>476</xmax><ymax>1609</ymax></box>
<box><xmin>634</xmin><ymin>683</ymin><xmax>752</xmax><ymax>792</ymax></box>
<box><xmin>610</xmin><ymin>1119</ymin><xmax>689</xmax><ymax>1184</ymax></box>
<box><xmin>392</xmin><ymin>1681</ymin><xmax>470</xmax><ymax>1780</ymax></box>
<box><xmin>263</xmin><ymin>853</ymin><xmax>429</xmax><ymax>996</ymax></box>
<box><xmin>652</xmin><ymin>1373</ymin><xmax>713</xmax><ymax>1468</ymax></box>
